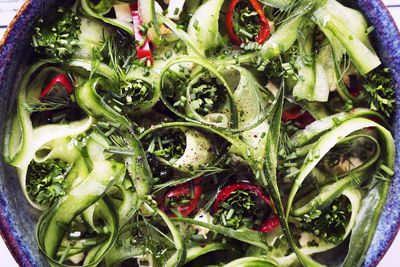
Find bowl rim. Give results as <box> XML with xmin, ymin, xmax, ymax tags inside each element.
<box><xmin>0</xmin><ymin>0</ymin><xmax>400</xmax><ymax>266</ymax></box>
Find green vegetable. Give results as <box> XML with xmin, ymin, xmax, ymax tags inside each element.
<box><xmin>187</xmin><ymin>0</ymin><xmax>224</xmax><ymax>55</ymax></box>
<box><xmin>259</xmin><ymin>14</ymin><xmax>307</xmax><ymax>60</ymax></box>
<box><xmin>37</xmin><ymin>159</ymin><xmax>125</xmax><ymax>260</ymax></box>
<box><xmin>26</xmin><ymin>159</ymin><xmax>70</xmax><ymax>205</ymax></box>
<box><xmin>292</xmin><ymin>23</ymin><xmax>330</xmax><ymax>102</ymax></box>
<box><xmin>75</xmin><ymin>78</ymin><xmax>131</xmax><ymax>129</ymax></box>
<box><xmin>170</xmin><ymin>217</ymin><xmax>270</xmax><ymax>251</ymax></box>
<box><xmin>300</xmin><ymin>196</ymin><xmax>350</xmax><ymax>244</ymax></box>
<box><xmin>364</xmin><ymin>68</ymin><xmax>395</xmax><ymax>118</ymax></box>
<box><xmin>31</xmin><ymin>7</ymin><xmax>81</xmax><ymax>60</ymax></box>
<box><xmin>122</xmin><ymin>131</ymin><xmax>153</xmax><ymax>199</ymax></box>
<box><xmin>81</xmin><ymin>0</ymin><xmax>133</xmax><ymax>35</ymax></box>
<box><xmin>312</xmin><ymin>0</ymin><xmax>381</xmax><ymax>75</ymax></box>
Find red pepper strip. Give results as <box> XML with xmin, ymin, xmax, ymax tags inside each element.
<box><xmin>40</xmin><ymin>74</ymin><xmax>73</xmax><ymax>98</ymax></box>
<box><xmin>282</xmin><ymin>106</ymin><xmax>315</xmax><ymax>129</ymax></box>
<box><xmin>225</xmin><ymin>0</ymin><xmax>270</xmax><ymax>46</ymax></box>
<box><xmin>130</xmin><ymin>2</ymin><xmax>153</xmax><ymax>65</ymax></box>
<box><xmin>160</xmin><ymin>177</ymin><xmax>202</xmax><ymax>217</ymax></box>
<box><xmin>259</xmin><ymin>215</ymin><xmax>280</xmax><ymax>233</ymax></box>
<box><xmin>214</xmin><ymin>183</ymin><xmax>278</xmax><ymax>233</ymax></box>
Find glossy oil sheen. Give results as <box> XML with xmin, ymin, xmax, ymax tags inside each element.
<box><xmin>0</xmin><ymin>0</ymin><xmax>399</xmax><ymax>266</ymax></box>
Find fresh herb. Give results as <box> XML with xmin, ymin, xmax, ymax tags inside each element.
<box><xmin>129</xmin><ymin>213</ymin><xmax>168</xmax><ymax>265</ymax></box>
<box><xmin>189</xmin><ymin>75</ymin><xmax>226</xmax><ymax>116</ymax></box>
<box><xmin>26</xmin><ymin>159</ymin><xmax>70</xmax><ymax>205</ymax></box>
<box><xmin>31</xmin><ymin>6</ymin><xmax>81</xmax><ymax>60</ymax></box>
<box><xmin>364</xmin><ymin>68</ymin><xmax>395</xmax><ymax>118</ymax></box>
<box><xmin>213</xmin><ymin>189</ymin><xmax>271</xmax><ymax>230</ymax></box>
<box><xmin>144</xmin><ymin>129</ymin><xmax>186</xmax><ymax>162</ymax></box>
<box><xmin>300</xmin><ymin>196</ymin><xmax>350</xmax><ymax>244</ymax></box>
<box><xmin>22</xmin><ymin>96</ymin><xmax>70</xmax><ymax>112</ymax></box>
<box><xmin>120</xmin><ymin>79</ymin><xmax>153</xmax><ymax>106</ymax></box>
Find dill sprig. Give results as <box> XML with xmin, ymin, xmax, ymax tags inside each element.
<box><xmin>273</xmin><ymin>0</ymin><xmax>304</xmax><ymax>25</ymax></box>
<box><xmin>130</xmin><ymin>212</ymin><xmax>169</xmax><ymax>265</ymax></box>
<box><xmin>22</xmin><ymin>96</ymin><xmax>70</xmax><ymax>112</ymax></box>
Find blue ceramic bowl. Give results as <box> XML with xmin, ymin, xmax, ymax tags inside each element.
<box><xmin>0</xmin><ymin>0</ymin><xmax>400</xmax><ymax>266</ymax></box>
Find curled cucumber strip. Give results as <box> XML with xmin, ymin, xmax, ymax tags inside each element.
<box><xmin>158</xmin><ymin>15</ymin><xmax>204</xmax><ymax>57</ymax></box>
<box><xmin>121</xmin><ymin>131</ymin><xmax>153</xmax><ymax>199</ymax></box>
<box><xmin>67</xmin><ymin>59</ymin><xmax>119</xmax><ymax>86</ymax></box>
<box><xmin>125</xmin><ymin>67</ymin><xmax>160</xmax><ymax>114</ymax></box>
<box><xmin>83</xmin><ymin>199</ymin><xmax>119</xmax><ymax>266</ymax></box>
<box><xmin>286</xmin><ymin>117</ymin><xmax>395</xmax><ymax>219</ymax></box>
<box><xmin>154</xmin><ymin>208</ymin><xmax>186</xmax><ymax>267</ymax></box>
<box><xmin>75</xmin><ymin>78</ymin><xmax>131</xmax><ymax>129</ymax></box>
<box><xmin>271</xmin><ymin>188</ymin><xmax>363</xmax><ymax>266</ymax></box>
<box><xmin>17</xmin><ymin>115</ymin><xmax>93</xmax><ymax>203</ymax></box>
<box><xmin>173</xmin><ymin>127</ymin><xmax>214</xmax><ymax>170</ymax></box>
<box><xmin>25</xmin><ymin>137</ymin><xmax>90</xmax><ymax>210</ymax></box>
<box><xmin>158</xmin><ymin>56</ymin><xmax>238</xmax><ymax>130</ymax></box>
<box><xmin>293</xmin><ymin>134</ymin><xmax>381</xmax><ymax>188</ymax></box>
<box><xmin>37</xmin><ymin>159</ymin><xmax>125</xmax><ymax>260</ymax></box>
<box><xmin>290</xmin><ymin>108</ymin><xmax>389</xmax><ymax>148</ymax></box>
<box><xmin>138</xmin><ymin>121</ymin><xmax>237</xmax><ymax>185</ymax></box>
<box><xmin>37</xmin><ymin>198</ymin><xmax>119</xmax><ymax>267</ymax></box>
<box><xmin>3</xmin><ymin>61</ymin><xmax>56</xmax><ymax>168</ymax></box>
<box><xmin>312</xmin><ymin>0</ymin><xmax>381</xmax><ymax>75</ymax></box>
<box><xmin>81</xmin><ymin>0</ymin><xmax>133</xmax><ymax>35</ymax></box>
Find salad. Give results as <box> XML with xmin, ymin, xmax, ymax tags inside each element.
<box><xmin>2</xmin><ymin>0</ymin><xmax>396</xmax><ymax>266</ymax></box>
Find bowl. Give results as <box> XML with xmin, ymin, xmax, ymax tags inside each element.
<box><xmin>0</xmin><ymin>0</ymin><xmax>399</xmax><ymax>266</ymax></box>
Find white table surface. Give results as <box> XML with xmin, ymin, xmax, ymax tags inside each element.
<box><xmin>1</xmin><ymin>0</ymin><xmax>400</xmax><ymax>266</ymax></box>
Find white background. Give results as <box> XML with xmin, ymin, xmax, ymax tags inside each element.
<box><xmin>0</xmin><ymin>0</ymin><xmax>400</xmax><ymax>266</ymax></box>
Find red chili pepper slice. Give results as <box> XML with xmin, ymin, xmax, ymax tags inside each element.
<box><xmin>282</xmin><ymin>106</ymin><xmax>315</xmax><ymax>129</ymax></box>
<box><xmin>160</xmin><ymin>177</ymin><xmax>202</xmax><ymax>217</ymax></box>
<box><xmin>226</xmin><ymin>0</ymin><xmax>270</xmax><ymax>46</ymax></box>
<box><xmin>259</xmin><ymin>215</ymin><xmax>280</xmax><ymax>233</ymax></box>
<box><xmin>130</xmin><ymin>2</ymin><xmax>153</xmax><ymax>64</ymax></box>
<box><xmin>40</xmin><ymin>74</ymin><xmax>73</xmax><ymax>98</ymax></box>
<box><xmin>214</xmin><ymin>183</ymin><xmax>278</xmax><ymax>233</ymax></box>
